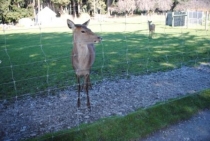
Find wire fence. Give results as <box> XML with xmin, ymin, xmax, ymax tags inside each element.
<box><xmin>0</xmin><ymin>15</ymin><xmax>210</xmax><ymax>140</ymax></box>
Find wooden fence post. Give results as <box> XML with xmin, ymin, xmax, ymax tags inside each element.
<box><xmin>186</xmin><ymin>10</ymin><xmax>189</xmax><ymax>28</ymax></box>
<box><xmin>172</xmin><ymin>12</ymin><xmax>174</xmax><ymax>27</ymax></box>
<box><xmin>205</xmin><ymin>11</ymin><xmax>209</xmax><ymax>30</ymax></box>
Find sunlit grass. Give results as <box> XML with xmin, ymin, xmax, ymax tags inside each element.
<box><xmin>0</xmin><ymin>15</ymin><xmax>210</xmax><ymax>99</ymax></box>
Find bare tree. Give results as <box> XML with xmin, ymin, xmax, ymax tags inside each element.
<box><xmin>156</xmin><ymin>0</ymin><xmax>173</xmax><ymax>11</ymax></box>
<box><xmin>175</xmin><ymin>0</ymin><xmax>210</xmax><ymax>11</ymax></box>
<box><xmin>135</xmin><ymin>0</ymin><xmax>156</xmax><ymax>12</ymax></box>
<box><xmin>117</xmin><ymin>0</ymin><xmax>136</xmax><ymax>15</ymax></box>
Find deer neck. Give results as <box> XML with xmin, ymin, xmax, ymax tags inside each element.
<box><xmin>73</xmin><ymin>32</ymin><xmax>89</xmax><ymax>55</ymax></box>
<box><xmin>73</xmin><ymin>42</ymin><xmax>89</xmax><ymax>58</ymax></box>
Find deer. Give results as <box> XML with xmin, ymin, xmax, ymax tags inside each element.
<box><xmin>148</xmin><ymin>21</ymin><xmax>155</xmax><ymax>38</ymax></box>
<box><xmin>67</xmin><ymin>19</ymin><xmax>102</xmax><ymax>110</ymax></box>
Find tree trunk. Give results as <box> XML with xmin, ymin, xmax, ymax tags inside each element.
<box><xmin>33</xmin><ymin>0</ymin><xmax>36</xmax><ymax>19</ymax></box>
<box><xmin>72</xmin><ymin>0</ymin><xmax>76</xmax><ymax>18</ymax></box>
<box><xmin>38</xmin><ymin>0</ymin><xmax>40</xmax><ymax>13</ymax></box>
<box><xmin>106</xmin><ymin>0</ymin><xmax>114</xmax><ymax>7</ymax></box>
<box><xmin>2</xmin><ymin>15</ymin><xmax>5</xmax><ymax>24</ymax></box>
<box><xmin>106</xmin><ymin>0</ymin><xmax>114</xmax><ymax>12</ymax></box>
<box><xmin>60</xmin><ymin>5</ymin><xmax>64</xmax><ymax>14</ymax></box>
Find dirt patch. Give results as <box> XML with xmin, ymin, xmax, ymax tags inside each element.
<box><xmin>0</xmin><ymin>64</ymin><xmax>210</xmax><ymax>140</ymax></box>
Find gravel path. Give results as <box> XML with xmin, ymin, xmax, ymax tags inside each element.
<box><xmin>141</xmin><ymin>109</ymin><xmax>210</xmax><ymax>141</ymax></box>
<box><xmin>0</xmin><ymin>65</ymin><xmax>210</xmax><ymax>141</ymax></box>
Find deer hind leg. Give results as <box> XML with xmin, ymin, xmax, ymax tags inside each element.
<box><xmin>81</xmin><ymin>76</ymin><xmax>92</xmax><ymax>90</ymax></box>
<box><xmin>149</xmin><ymin>31</ymin><xmax>153</xmax><ymax>39</ymax></box>
<box><xmin>153</xmin><ymin>30</ymin><xmax>155</xmax><ymax>37</ymax></box>
<box><xmin>85</xmin><ymin>74</ymin><xmax>91</xmax><ymax>110</ymax></box>
<box><xmin>87</xmin><ymin>75</ymin><xmax>92</xmax><ymax>89</ymax></box>
<box><xmin>76</xmin><ymin>75</ymin><xmax>81</xmax><ymax>108</ymax></box>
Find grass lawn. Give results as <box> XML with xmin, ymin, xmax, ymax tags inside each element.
<box><xmin>28</xmin><ymin>89</ymin><xmax>210</xmax><ymax>141</ymax></box>
<box><xmin>0</xmin><ymin>15</ymin><xmax>210</xmax><ymax>99</ymax></box>
<box><xmin>0</xmin><ymin>15</ymin><xmax>210</xmax><ymax>141</ymax></box>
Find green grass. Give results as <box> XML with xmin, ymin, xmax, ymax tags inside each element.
<box><xmin>0</xmin><ymin>16</ymin><xmax>210</xmax><ymax>99</ymax></box>
<box><xmin>28</xmin><ymin>89</ymin><xmax>210</xmax><ymax>141</ymax></box>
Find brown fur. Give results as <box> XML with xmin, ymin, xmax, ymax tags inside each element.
<box><xmin>148</xmin><ymin>21</ymin><xmax>155</xmax><ymax>38</ymax></box>
<box><xmin>67</xmin><ymin>19</ymin><xmax>101</xmax><ymax>110</ymax></box>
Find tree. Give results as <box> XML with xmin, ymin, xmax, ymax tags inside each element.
<box><xmin>175</xmin><ymin>0</ymin><xmax>210</xmax><ymax>11</ymax></box>
<box><xmin>135</xmin><ymin>0</ymin><xmax>156</xmax><ymax>12</ymax></box>
<box><xmin>0</xmin><ymin>0</ymin><xmax>33</xmax><ymax>23</ymax></box>
<box><xmin>156</xmin><ymin>0</ymin><xmax>173</xmax><ymax>11</ymax></box>
<box><xmin>167</xmin><ymin>0</ymin><xmax>187</xmax><ymax>11</ymax></box>
<box><xmin>0</xmin><ymin>0</ymin><xmax>11</xmax><ymax>23</ymax></box>
<box><xmin>69</xmin><ymin>0</ymin><xmax>85</xmax><ymax>17</ymax></box>
<box><xmin>106</xmin><ymin>0</ymin><xmax>114</xmax><ymax>7</ymax></box>
<box><xmin>51</xmin><ymin>0</ymin><xmax>70</xmax><ymax>14</ymax></box>
<box><xmin>86</xmin><ymin>0</ymin><xmax>106</xmax><ymax>15</ymax></box>
<box><xmin>117</xmin><ymin>0</ymin><xmax>136</xmax><ymax>15</ymax></box>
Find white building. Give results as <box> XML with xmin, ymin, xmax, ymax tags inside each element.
<box><xmin>36</xmin><ymin>7</ymin><xmax>56</xmax><ymax>25</ymax></box>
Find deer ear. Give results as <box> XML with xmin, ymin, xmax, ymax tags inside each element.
<box><xmin>82</xmin><ymin>19</ymin><xmax>90</xmax><ymax>27</ymax></box>
<box><xmin>67</xmin><ymin>19</ymin><xmax>75</xmax><ymax>29</ymax></box>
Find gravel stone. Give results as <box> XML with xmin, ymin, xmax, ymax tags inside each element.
<box><xmin>0</xmin><ymin>65</ymin><xmax>210</xmax><ymax>141</ymax></box>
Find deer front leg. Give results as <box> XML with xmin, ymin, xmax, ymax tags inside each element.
<box><xmin>85</xmin><ymin>74</ymin><xmax>91</xmax><ymax>110</ymax></box>
<box><xmin>77</xmin><ymin>75</ymin><xmax>81</xmax><ymax>108</ymax></box>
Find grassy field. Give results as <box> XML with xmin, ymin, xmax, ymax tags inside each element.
<box><xmin>29</xmin><ymin>89</ymin><xmax>210</xmax><ymax>141</ymax></box>
<box><xmin>0</xmin><ymin>15</ymin><xmax>210</xmax><ymax>99</ymax></box>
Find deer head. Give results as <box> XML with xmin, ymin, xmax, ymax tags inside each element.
<box><xmin>67</xmin><ymin>19</ymin><xmax>101</xmax><ymax>44</ymax></box>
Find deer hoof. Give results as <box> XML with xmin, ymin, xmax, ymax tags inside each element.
<box><xmin>87</xmin><ymin>105</ymin><xmax>91</xmax><ymax>112</ymax></box>
<box><xmin>77</xmin><ymin>99</ymin><xmax>81</xmax><ymax>107</ymax></box>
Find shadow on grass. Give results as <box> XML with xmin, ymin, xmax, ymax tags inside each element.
<box><xmin>0</xmin><ymin>29</ymin><xmax>210</xmax><ymax>99</ymax></box>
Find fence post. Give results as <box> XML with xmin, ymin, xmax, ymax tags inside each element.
<box><xmin>172</xmin><ymin>12</ymin><xmax>174</xmax><ymax>27</ymax></box>
<box><xmin>205</xmin><ymin>11</ymin><xmax>208</xmax><ymax>30</ymax></box>
<box><xmin>186</xmin><ymin>10</ymin><xmax>189</xmax><ymax>28</ymax></box>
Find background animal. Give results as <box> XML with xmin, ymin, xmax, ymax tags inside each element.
<box><xmin>148</xmin><ymin>21</ymin><xmax>155</xmax><ymax>38</ymax></box>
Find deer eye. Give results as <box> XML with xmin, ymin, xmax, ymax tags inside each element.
<box><xmin>81</xmin><ymin>31</ymin><xmax>86</xmax><ymax>33</ymax></box>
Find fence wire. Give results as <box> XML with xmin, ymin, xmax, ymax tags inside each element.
<box><xmin>0</xmin><ymin>15</ymin><xmax>210</xmax><ymax>140</ymax></box>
